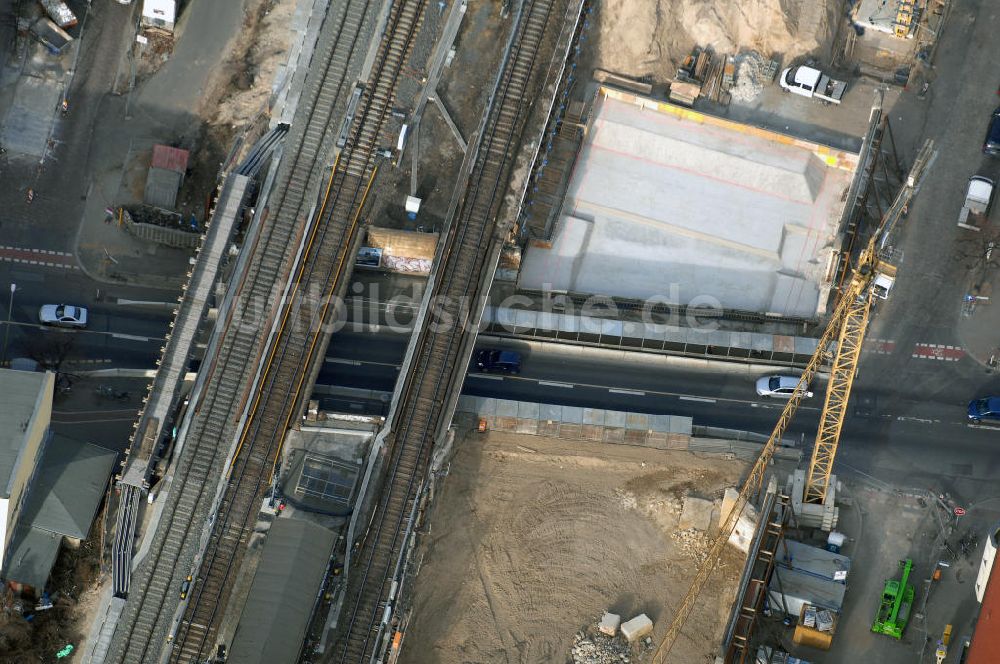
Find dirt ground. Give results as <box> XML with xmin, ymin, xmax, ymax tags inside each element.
<box><xmin>589</xmin><ymin>0</ymin><xmax>844</xmax><ymax>81</ymax></box>
<box><xmin>402</xmin><ymin>429</ymin><xmax>749</xmax><ymax>664</ymax></box>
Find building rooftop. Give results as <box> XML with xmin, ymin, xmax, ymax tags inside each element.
<box><xmin>519</xmin><ymin>92</ymin><xmax>859</xmax><ymax>319</ymax></box>
<box><xmin>23</xmin><ymin>436</ymin><xmax>117</xmax><ymax>540</ymax></box>
<box><xmin>229</xmin><ymin>518</ymin><xmax>337</xmax><ymax>664</ymax></box>
<box><xmin>2</xmin><ymin>436</ymin><xmax>116</xmax><ymax>590</ymax></box>
<box><xmin>150</xmin><ymin>144</ymin><xmax>189</xmax><ymax>174</ymax></box>
<box><xmin>969</xmin><ymin>545</ymin><xmax>1000</xmax><ymax>663</ymax></box>
<box><xmin>4</xmin><ymin>526</ymin><xmax>61</xmax><ymax>591</ymax></box>
<box><xmin>0</xmin><ymin>370</ymin><xmax>52</xmax><ymax>498</ymax></box>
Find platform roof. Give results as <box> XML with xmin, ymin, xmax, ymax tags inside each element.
<box><xmin>229</xmin><ymin>518</ymin><xmax>336</xmax><ymax>664</ymax></box>
<box><xmin>519</xmin><ymin>92</ymin><xmax>859</xmax><ymax>318</ymax></box>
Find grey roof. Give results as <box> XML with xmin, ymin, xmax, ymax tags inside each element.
<box><xmin>778</xmin><ymin>539</ymin><xmax>852</xmax><ymax>583</ymax></box>
<box><xmin>22</xmin><ymin>436</ymin><xmax>116</xmax><ymax>539</ymax></box>
<box><xmin>143</xmin><ymin>167</ymin><xmax>183</xmax><ymax>209</ymax></box>
<box><xmin>0</xmin><ymin>369</ymin><xmax>52</xmax><ymax>498</ymax></box>
<box><xmin>4</xmin><ymin>525</ymin><xmax>61</xmax><ymax>590</ymax></box>
<box><xmin>229</xmin><ymin>518</ymin><xmax>337</xmax><ymax>664</ymax></box>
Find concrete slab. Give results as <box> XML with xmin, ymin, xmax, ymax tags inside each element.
<box><xmin>519</xmin><ymin>94</ymin><xmax>858</xmax><ymax>318</ymax></box>
<box><xmin>599</xmin><ymin>612</ymin><xmax>620</xmax><ymax>637</ymax></box>
<box><xmin>620</xmin><ymin>614</ymin><xmax>653</xmax><ymax>643</ymax></box>
<box><xmin>679</xmin><ymin>495</ymin><xmax>714</xmax><ymax>531</ymax></box>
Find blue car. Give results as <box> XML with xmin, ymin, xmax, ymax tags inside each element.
<box><xmin>968</xmin><ymin>397</ymin><xmax>1000</xmax><ymax>422</ymax></box>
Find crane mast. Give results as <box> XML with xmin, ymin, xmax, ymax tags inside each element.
<box><xmin>652</xmin><ymin>139</ymin><xmax>936</xmax><ymax>663</ymax></box>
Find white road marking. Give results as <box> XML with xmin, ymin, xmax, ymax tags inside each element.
<box><xmin>679</xmin><ymin>396</ymin><xmax>716</xmax><ymax>403</ymax></box>
<box><xmin>328</xmin><ymin>358</ymin><xmax>361</xmax><ymax>366</ymax></box>
<box><xmin>538</xmin><ymin>380</ymin><xmax>573</xmax><ymax>388</ymax></box>
<box><xmin>609</xmin><ymin>388</ymin><xmax>646</xmax><ymax>396</ymax></box>
<box><xmin>467</xmin><ymin>374</ymin><xmax>503</xmax><ymax>381</ymax></box>
<box><xmin>111</xmin><ymin>333</ymin><xmax>155</xmax><ymax>342</ymax></box>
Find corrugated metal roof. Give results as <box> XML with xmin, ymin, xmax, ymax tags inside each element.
<box><xmin>969</xmin><ymin>558</ymin><xmax>1000</xmax><ymax>663</ymax></box>
<box><xmin>150</xmin><ymin>144</ymin><xmax>189</xmax><ymax>173</ymax></box>
<box><xmin>229</xmin><ymin>518</ymin><xmax>336</xmax><ymax>664</ymax></box>
<box><xmin>144</xmin><ymin>168</ymin><xmax>183</xmax><ymax>210</ymax></box>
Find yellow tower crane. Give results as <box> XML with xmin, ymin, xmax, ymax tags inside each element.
<box><xmin>652</xmin><ymin>139</ymin><xmax>936</xmax><ymax>663</ymax></box>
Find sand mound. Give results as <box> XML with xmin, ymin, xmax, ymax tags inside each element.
<box><xmin>594</xmin><ymin>0</ymin><xmax>842</xmax><ymax>81</ymax></box>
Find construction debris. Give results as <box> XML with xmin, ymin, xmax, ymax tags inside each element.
<box><xmin>620</xmin><ymin>614</ymin><xmax>654</xmax><ymax>643</ymax></box>
<box><xmin>672</xmin><ymin>528</ymin><xmax>711</xmax><ymax>562</ymax></box>
<box><xmin>570</xmin><ymin>632</ymin><xmax>631</xmax><ymax>664</ymax></box>
<box><xmin>720</xmin><ymin>487</ymin><xmax>760</xmax><ymax>553</ymax></box>
<box><xmin>729</xmin><ymin>51</ymin><xmax>780</xmax><ymax>104</ymax></box>
<box><xmin>679</xmin><ymin>495</ymin><xmax>714</xmax><ymax>531</ymax></box>
<box><xmin>599</xmin><ymin>612</ymin><xmax>621</xmax><ymax>637</ymax></box>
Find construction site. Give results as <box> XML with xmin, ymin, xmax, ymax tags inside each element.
<box><xmin>1</xmin><ymin>0</ymin><xmax>993</xmax><ymax>663</ymax></box>
<box><xmin>393</xmin><ymin>0</ymin><xmax>976</xmax><ymax>662</ymax></box>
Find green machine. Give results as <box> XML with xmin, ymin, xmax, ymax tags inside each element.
<box><xmin>872</xmin><ymin>558</ymin><xmax>915</xmax><ymax>638</ymax></box>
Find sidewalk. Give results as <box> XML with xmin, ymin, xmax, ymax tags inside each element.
<box><xmin>69</xmin><ymin>0</ymin><xmax>255</xmax><ymax>288</ymax></box>
<box><xmin>955</xmin><ymin>252</ymin><xmax>1000</xmax><ymax>369</ymax></box>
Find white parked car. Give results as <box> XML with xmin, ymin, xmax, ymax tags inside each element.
<box><xmin>39</xmin><ymin>304</ymin><xmax>88</xmax><ymax>328</ymax></box>
<box><xmin>756</xmin><ymin>375</ymin><xmax>812</xmax><ymax>399</ymax></box>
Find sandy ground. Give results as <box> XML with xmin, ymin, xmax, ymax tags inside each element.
<box><xmin>590</xmin><ymin>0</ymin><xmax>843</xmax><ymax>80</ymax></box>
<box><xmin>403</xmin><ymin>429</ymin><xmax>749</xmax><ymax>664</ymax></box>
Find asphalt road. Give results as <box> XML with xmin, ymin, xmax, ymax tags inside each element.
<box><xmin>0</xmin><ymin>263</ymin><xmax>173</xmax><ymax>368</ymax></box>
<box><xmin>317</xmin><ymin>328</ymin><xmax>1000</xmax><ymax>501</ymax></box>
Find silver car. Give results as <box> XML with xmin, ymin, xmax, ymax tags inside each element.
<box><xmin>39</xmin><ymin>304</ymin><xmax>88</xmax><ymax>328</ymax></box>
<box><xmin>756</xmin><ymin>375</ymin><xmax>812</xmax><ymax>399</ymax></box>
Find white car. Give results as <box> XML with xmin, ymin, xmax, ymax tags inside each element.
<box><xmin>39</xmin><ymin>304</ymin><xmax>88</xmax><ymax>328</ymax></box>
<box><xmin>756</xmin><ymin>375</ymin><xmax>812</xmax><ymax>399</ymax></box>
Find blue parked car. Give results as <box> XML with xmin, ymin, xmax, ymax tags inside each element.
<box><xmin>968</xmin><ymin>397</ymin><xmax>1000</xmax><ymax>422</ymax></box>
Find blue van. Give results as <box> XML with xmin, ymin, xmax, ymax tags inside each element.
<box><xmin>475</xmin><ymin>349</ymin><xmax>521</xmax><ymax>374</ymax></box>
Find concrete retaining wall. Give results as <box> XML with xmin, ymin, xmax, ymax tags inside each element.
<box><xmin>482</xmin><ymin>305</ymin><xmax>822</xmax><ymax>366</ymax></box>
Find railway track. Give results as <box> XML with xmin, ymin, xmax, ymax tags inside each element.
<box><xmin>167</xmin><ymin>1</ymin><xmax>426</xmax><ymax>662</ymax></box>
<box><xmin>105</xmin><ymin>1</ymin><xmax>378</xmax><ymax>662</ymax></box>
<box><xmin>329</xmin><ymin>0</ymin><xmax>555</xmax><ymax>661</ymax></box>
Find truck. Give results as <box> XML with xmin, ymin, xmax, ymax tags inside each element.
<box><xmin>778</xmin><ymin>65</ymin><xmax>847</xmax><ymax>105</ymax></box>
<box><xmin>957</xmin><ymin>175</ymin><xmax>994</xmax><ymax>231</ymax></box>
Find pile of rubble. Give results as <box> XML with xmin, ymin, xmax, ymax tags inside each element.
<box><xmin>729</xmin><ymin>51</ymin><xmax>779</xmax><ymax>103</ymax></box>
<box><xmin>570</xmin><ymin>613</ymin><xmax>655</xmax><ymax>664</ymax></box>
<box><xmin>671</xmin><ymin>527</ymin><xmax>711</xmax><ymax>562</ymax></box>
<box><xmin>571</xmin><ymin>633</ymin><xmax>634</xmax><ymax>664</ymax></box>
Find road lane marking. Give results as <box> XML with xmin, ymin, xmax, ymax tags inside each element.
<box><xmin>864</xmin><ymin>338</ymin><xmax>896</xmax><ymax>354</ymax></box>
<box><xmin>610</xmin><ymin>388</ymin><xmax>646</xmax><ymax>396</ymax></box>
<box><xmin>679</xmin><ymin>396</ymin><xmax>716</xmax><ymax>403</ymax></box>
<box><xmin>467</xmin><ymin>374</ymin><xmax>503</xmax><ymax>381</ymax></box>
<box><xmin>912</xmin><ymin>343</ymin><xmax>965</xmax><ymax>362</ymax></box>
<box><xmin>538</xmin><ymin>380</ymin><xmax>573</xmax><ymax>388</ymax></box>
<box><xmin>328</xmin><ymin>358</ymin><xmax>362</xmax><ymax>366</ymax></box>
<box><xmin>0</xmin><ymin>246</ymin><xmax>78</xmax><ymax>269</ymax></box>
<box><xmin>111</xmin><ymin>333</ymin><xmax>155</xmax><ymax>342</ymax></box>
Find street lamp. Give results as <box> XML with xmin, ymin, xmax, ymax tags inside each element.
<box><xmin>2</xmin><ymin>283</ymin><xmax>16</xmax><ymax>367</ymax></box>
